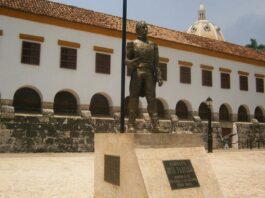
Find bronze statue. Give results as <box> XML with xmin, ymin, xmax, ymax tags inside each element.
<box><xmin>126</xmin><ymin>21</ymin><xmax>163</xmax><ymax>133</ymax></box>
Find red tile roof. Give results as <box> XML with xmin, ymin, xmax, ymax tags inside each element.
<box><xmin>1</xmin><ymin>0</ymin><xmax>265</xmax><ymax>63</ymax></box>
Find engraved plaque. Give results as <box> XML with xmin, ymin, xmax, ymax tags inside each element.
<box><xmin>104</xmin><ymin>155</ymin><xmax>120</xmax><ymax>186</ymax></box>
<box><xmin>163</xmin><ymin>160</ymin><xmax>200</xmax><ymax>190</ymax></box>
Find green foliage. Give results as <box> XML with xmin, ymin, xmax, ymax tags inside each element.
<box><xmin>245</xmin><ymin>38</ymin><xmax>265</xmax><ymax>51</ymax></box>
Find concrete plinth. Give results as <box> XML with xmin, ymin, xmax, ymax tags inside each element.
<box><xmin>94</xmin><ymin>133</ymin><xmax>223</xmax><ymax>198</ymax></box>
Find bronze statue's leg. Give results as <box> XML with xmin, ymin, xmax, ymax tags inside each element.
<box><xmin>128</xmin><ymin>71</ymin><xmax>142</xmax><ymax>132</ymax></box>
<box><xmin>128</xmin><ymin>98</ymin><xmax>139</xmax><ymax>131</ymax></box>
<box><xmin>144</xmin><ymin>73</ymin><xmax>161</xmax><ymax>133</ymax></box>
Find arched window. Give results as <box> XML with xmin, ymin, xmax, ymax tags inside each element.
<box><xmin>255</xmin><ymin>107</ymin><xmax>264</xmax><ymax>123</ymax></box>
<box><xmin>219</xmin><ymin>104</ymin><xmax>230</xmax><ymax>121</ymax></box>
<box><xmin>89</xmin><ymin>94</ymin><xmax>110</xmax><ymax>116</ymax></box>
<box><xmin>13</xmin><ymin>87</ymin><xmax>41</xmax><ymax>113</ymax></box>
<box><xmin>176</xmin><ymin>101</ymin><xmax>189</xmax><ymax>120</ymax></box>
<box><xmin>237</xmin><ymin>106</ymin><xmax>249</xmax><ymax>122</ymax></box>
<box><xmin>157</xmin><ymin>99</ymin><xmax>165</xmax><ymax>119</ymax></box>
<box><xmin>54</xmin><ymin>91</ymin><xmax>78</xmax><ymax>115</ymax></box>
<box><xmin>198</xmin><ymin>102</ymin><xmax>210</xmax><ymax>120</ymax></box>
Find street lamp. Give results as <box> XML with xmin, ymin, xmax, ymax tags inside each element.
<box><xmin>206</xmin><ymin>97</ymin><xmax>213</xmax><ymax>153</ymax></box>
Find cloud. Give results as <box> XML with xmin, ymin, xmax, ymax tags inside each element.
<box><xmin>224</xmin><ymin>14</ymin><xmax>265</xmax><ymax>46</ymax></box>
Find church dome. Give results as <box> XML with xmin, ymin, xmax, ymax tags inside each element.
<box><xmin>187</xmin><ymin>2</ymin><xmax>225</xmax><ymax>41</ymax></box>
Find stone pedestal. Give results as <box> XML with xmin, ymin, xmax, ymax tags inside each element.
<box><xmin>94</xmin><ymin>133</ymin><xmax>223</xmax><ymax>198</ymax></box>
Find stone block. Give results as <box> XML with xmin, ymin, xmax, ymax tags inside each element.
<box><xmin>95</xmin><ymin>133</ymin><xmax>223</xmax><ymax>198</ymax></box>
<box><xmin>42</xmin><ymin>109</ymin><xmax>54</xmax><ymax>116</ymax></box>
<box><xmin>81</xmin><ymin>110</ymin><xmax>92</xmax><ymax>120</ymax></box>
<box><xmin>170</xmin><ymin>114</ymin><xmax>178</xmax><ymax>122</ymax></box>
<box><xmin>1</xmin><ymin>105</ymin><xmax>15</xmax><ymax>119</ymax></box>
<box><xmin>251</xmin><ymin>119</ymin><xmax>259</xmax><ymax>124</ymax></box>
<box><xmin>193</xmin><ymin>115</ymin><xmax>201</xmax><ymax>122</ymax></box>
<box><xmin>113</xmin><ymin>112</ymin><xmax>120</xmax><ymax>121</ymax></box>
<box><xmin>143</xmin><ymin>113</ymin><xmax>150</xmax><ymax>121</ymax></box>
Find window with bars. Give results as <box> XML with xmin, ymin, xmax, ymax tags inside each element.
<box><xmin>89</xmin><ymin>94</ymin><xmax>110</xmax><ymax>116</ymax></box>
<box><xmin>54</xmin><ymin>91</ymin><xmax>78</xmax><ymax>115</ymax></box>
<box><xmin>13</xmin><ymin>87</ymin><xmax>42</xmax><ymax>113</ymax></box>
<box><xmin>21</xmin><ymin>41</ymin><xmax>41</xmax><ymax>65</ymax></box>
<box><xmin>237</xmin><ymin>106</ymin><xmax>249</xmax><ymax>122</ymax></box>
<box><xmin>221</xmin><ymin>73</ymin><xmax>230</xmax><ymax>89</ymax></box>
<box><xmin>256</xmin><ymin>78</ymin><xmax>264</xmax><ymax>93</ymax></box>
<box><xmin>255</xmin><ymin>107</ymin><xmax>264</xmax><ymax>122</ymax></box>
<box><xmin>176</xmin><ymin>101</ymin><xmax>189</xmax><ymax>120</ymax></box>
<box><xmin>239</xmin><ymin>76</ymin><xmax>248</xmax><ymax>91</ymax></box>
<box><xmin>180</xmin><ymin>66</ymin><xmax>191</xmax><ymax>84</ymax></box>
<box><xmin>96</xmin><ymin>53</ymin><xmax>111</xmax><ymax>74</ymax></box>
<box><xmin>60</xmin><ymin>47</ymin><xmax>77</xmax><ymax>69</ymax></box>
<box><xmin>219</xmin><ymin>105</ymin><xmax>230</xmax><ymax>121</ymax></box>
<box><xmin>159</xmin><ymin>63</ymin><xmax>167</xmax><ymax>81</ymax></box>
<box><xmin>202</xmin><ymin>70</ymin><xmax>212</xmax><ymax>86</ymax></box>
<box><xmin>198</xmin><ymin>102</ymin><xmax>210</xmax><ymax>120</ymax></box>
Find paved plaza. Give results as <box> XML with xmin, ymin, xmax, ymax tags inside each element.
<box><xmin>0</xmin><ymin>150</ymin><xmax>265</xmax><ymax>198</ymax></box>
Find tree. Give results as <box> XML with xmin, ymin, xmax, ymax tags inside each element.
<box><xmin>246</xmin><ymin>39</ymin><xmax>265</xmax><ymax>51</ymax></box>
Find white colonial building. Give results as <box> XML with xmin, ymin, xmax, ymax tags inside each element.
<box><xmin>0</xmin><ymin>0</ymin><xmax>265</xmax><ymax>130</ymax></box>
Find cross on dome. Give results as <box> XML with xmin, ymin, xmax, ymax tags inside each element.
<box><xmin>198</xmin><ymin>0</ymin><xmax>206</xmax><ymax>20</ymax></box>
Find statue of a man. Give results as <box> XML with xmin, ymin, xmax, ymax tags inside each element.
<box><xmin>126</xmin><ymin>21</ymin><xmax>163</xmax><ymax>133</ymax></box>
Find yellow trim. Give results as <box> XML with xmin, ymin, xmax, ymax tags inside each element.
<box><xmin>200</xmin><ymin>64</ymin><xmax>214</xmax><ymax>70</ymax></box>
<box><xmin>58</xmin><ymin>40</ymin><xmax>80</xmax><ymax>48</ymax></box>
<box><xmin>178</xmin><ymin>60</ymin><xmax>193</xmax><ymax>67</ymax></box>
<box><xmin>238</xmin><ymin>71</ymin><xmax>249</xmax><ymax>76</ymax></box>
<box><xmin>255</xmin><ymin>73</ymin><xmax>265</xmax><ymax>78</ymax></box>
<box><xmin>0</xmin><ymin>30</ymin><xmax>3</xmax><ymax>36</ymax></box>
<box><xmin>93</xmin><ymin>46</ymin><xmax>113</xmax><ymax>54</ymax></box>
<box><xmin>219</xmin><ymin>67</ymin><xmax>232</xmax><ymax>73</ymax></box>
<box><xmin>159</xmin><ymin>57</ymin><xmax>169</xmax><ymax>63</ymax></box>
<box><xmin>1</xmin><ymin>7</ymin><xmax>265</xmax><ymax>67</ymax></box>
<box><xmin>19</xmin><ymin>33</ymin><xmax>44</xmax><ymax>42</ymax></box>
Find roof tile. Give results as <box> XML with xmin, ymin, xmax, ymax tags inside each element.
<box><xmin>1</xmin><ymin>0</ymin><xmax>265</xmax><ymax>62</ymax></box>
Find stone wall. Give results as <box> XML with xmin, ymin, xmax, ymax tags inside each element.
<box><xmin>1</xmin><ymin>105</ymin><xmax>264</xmax><ymax>152</ymax></box>
<box><xmin>236</xmin><ymin>122</ymin><xmax>265</xmax><ymax>149</ymax></box>
<box><xmin>0</xmin><ymin>115</ymin><xmax>95</xmax><ymax>152</ymax></box>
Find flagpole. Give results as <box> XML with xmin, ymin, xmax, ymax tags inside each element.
<box><xmin>120</xmin><ymin>0</ymin><xmax>127</xmax><ymax>133</ymax></box>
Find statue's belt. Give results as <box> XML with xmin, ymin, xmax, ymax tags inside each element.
<box><xmin>136</xmin><ymin>63</ymin><xmax>153</xmax><ymax>69</ymax></box>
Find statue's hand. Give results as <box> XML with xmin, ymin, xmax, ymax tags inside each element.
<box><xmin>158</xmin><ymin>79</ymin><xmax>163</xmax><ymax>87</ymax></box>
<box><xmin>125</xmin><ymin>57</ymin><xmax>141</xmax><ymax>67</ymax></box>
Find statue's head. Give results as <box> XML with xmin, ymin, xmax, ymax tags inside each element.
<box><xmin>136</xmin><ymin>21</ymin><xmax>148</xmax><ymax>37</ymax></box>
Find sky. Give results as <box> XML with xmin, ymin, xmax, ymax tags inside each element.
<box><xmin>51</xmin><ymin>0</ymin><xmax>265</xmax><ymax>46</ymax></box>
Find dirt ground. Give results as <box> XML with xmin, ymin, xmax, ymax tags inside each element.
<box><xmin>0</xmin><ymin>150</ymin><xmax>264</xmax><ymax>198</ymax></box>
<box><xmin>209</xmin><ymin>149</ymin><xmax>265</xmax><ymax>198</ymax></box>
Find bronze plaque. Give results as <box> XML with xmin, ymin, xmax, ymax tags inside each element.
<box><xmin>104</xmin><ymin>155</ymin><xmax>120</xmax><ymax>186</ymax></box>
<box><xmin>163</xmin><ymin>160</ymin><xmax>200</xmax><ymax>190</ymax></box>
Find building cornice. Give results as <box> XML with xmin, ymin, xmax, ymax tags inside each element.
<box><xmin>200</xmin><ymin>64</ymin><xmax>214</xmax><ymax>70</ymax></box>
<box><xmin>58</xmin><ymin>40</ymin><xmax>80</xmax><ymax>48</ymax></box>
<box><xmin>178</xmin><ymin>60</ymin><xmax>193</xmax><ymax>67</ymax></box>
<box><xmin>159</xmin><ymin>57</ymin><xmax>169</xmax><ymax>63</ymax></box>
<box><xmin>19</xmin><ymin>33</ymin><xmax>44</xmax><ymax>42</ymax></box>
<box><xmin>93</xmin><ymin>46</ymin><xmax>114</xmax><ymax>54</ymax></box>
<box><xmin>238</xmin><ymin>71</ymin><xmax>249</xmax><ymax>76</ymax></box>
<box><xmin>219</xmin><ymin>67</ymin><xmax>232</xmax><ymax>73</ymax></box>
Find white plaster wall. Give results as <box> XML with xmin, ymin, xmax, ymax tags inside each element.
<box><xmin>0</xmin><ymin>15</ymin><xmax>264</xmax><ymax>115</ymax></box>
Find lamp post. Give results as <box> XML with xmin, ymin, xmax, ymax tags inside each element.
<box><xmin>206</xmin><ymin>97</ymin><xmax>213</xmax><ymax>153</ymax></box>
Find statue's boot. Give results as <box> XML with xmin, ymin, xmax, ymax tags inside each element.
<box><xmin>147</xmin><ymin>97</ymin><xmax>163</xmax><ymax>133</ymax></box>
<box><xmin>128</xmin><ymin>98</ymin><xmax>138</xmax><ymax>133</ymax></box>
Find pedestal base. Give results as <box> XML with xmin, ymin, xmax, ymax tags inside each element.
<box><xmin>94</xmin><ymin>133</ymin><xmax>223</xmax><ymax>198</ymax></box>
